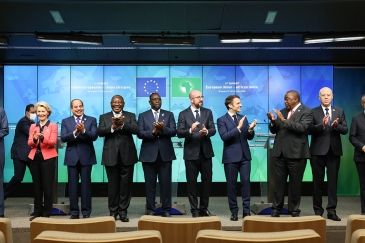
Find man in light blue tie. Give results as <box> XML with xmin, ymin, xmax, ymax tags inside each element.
<box><xmin>137</xmin><ymin>93</ymin><xmax>176</xmax><ymax>217</ymax></box>
<box><xmin>61</xmin><ymin>99</ymin><xmax>98</xmax><ymax>219</ymax></box>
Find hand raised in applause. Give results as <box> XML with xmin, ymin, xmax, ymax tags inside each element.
<box><xmin>273</xmin><ymin>109</ymin><xmax>285</xmax><ymax>122</ymax></box>
<box><xmin>330</xmin><ymin>117</ymin><xmax>339</xmax><ymax>128</ymax></box>
<box><xmin>75</xmin><ymin>121</ymin><xmax>85</xmax><ymax>135</ymax></box>
<box><xmin>323</xmin><ymin>114</ymin><xmax>330</xmax><ymax>127</ymax></box>
<box><xmin>152</xmin><ymin>120</ymin><xmax>164</xmax><ymax>135</ymax></box>
<box><xmin>249</xmin><ymin>119</ymin><xmax>258</xmax><ymax>130</ymax></box>
<box><xmin>112</xmin><ymin>114</ymin><xmax>124</xmax><ymax>130</ymax></box>
<box><xmin>267</xmin><ymin>110</ymin><xmax>276</xmax><ymax>123</ymax></box>
<box><xmin>191</xmin><ymin>121</ymin><xmax>200</xmax><ymax>133</ymax></box>
<box><xmin>237</xmin><ymin>116</ymin><xmax>246</xmax><ymax>130</ymax></box>
<box><xmin>199</xmin><ymin>124</ymin><xmax>208</xmax><ymax>136</ymax></box>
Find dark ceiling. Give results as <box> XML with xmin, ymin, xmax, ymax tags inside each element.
<box><xmin>1</xmin><ymin>0</ymin><xmax>365</xmax><ymax>65</ymax></box>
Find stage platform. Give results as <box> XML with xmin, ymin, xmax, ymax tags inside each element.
<box><xmin>5</xmin><ymin>196</ymin><xmax>359</xmax><ymax>243</ymax></box>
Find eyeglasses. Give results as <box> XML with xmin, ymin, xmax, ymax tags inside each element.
<box><xmin>151</xmin><ymin>98</ymin><xmax>161</xmax><ymax>101</ymax></box>
<box><xmin>192</xmin><ymin>96</ymin><xmax>204</xmax><ymax>100</ymax></box>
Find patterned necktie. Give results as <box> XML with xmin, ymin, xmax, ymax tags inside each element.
<box><xmin>233</xmin><ymin>115</ymin><xmax>238</xmax><ymax>126</ymax></box>
<box><xmin>325</xmin><ymin>108</ymin><xmax>331</xmax><ymax>127</ymax></box>
<box><xmin>76</xmin><ymin>117</ymin><xmax>80</xmax><ymax>124</ymax></box>
<box><xmin>154</xmin><ymin>111</ymin><xmax>159</xmax><ymax>122</ymax></box>
<box><xmin>288</xmin><ymin>110</ymin><xmax>294</xmax><ymax>119</ymax></box>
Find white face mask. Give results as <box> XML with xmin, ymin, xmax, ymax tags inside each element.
<box><xmin>29</xmin><ymin>113</ymin><xmax>36</xmax><ymax>121</ymax></box>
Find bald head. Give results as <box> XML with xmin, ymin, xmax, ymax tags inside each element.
<box><xmin>319</xmin><ymin>87</ymin><xmax>333</xmax><ymax>107</ymax></box>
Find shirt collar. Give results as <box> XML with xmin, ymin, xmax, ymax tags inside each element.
<box><xmin>74</xmin><ymin>115</ymin><xmax>83</xmax><ymax>121</ymax></box>
<box><xmin>291</xmin><ymin>103</ymin><xmax>301</xmax><ymax>112</ymax></box>
<box><xmin>36</xmin><ymin>120</ymin><xmax>50</xmax><ymax>127</ymax></box>
<box><xmin>227</xmin><ymin>111</ymin><xmax>237</xmax><ymax>117</ymax></box>
<box><xmin>151</xmin><ymin>109</ymin><xmax>160</xmax><ymax>114</ymax></box>
<box><xmin>190</xmin><ymin>106</ymin><xmax>200</xmax><ymax>113</ymax></box>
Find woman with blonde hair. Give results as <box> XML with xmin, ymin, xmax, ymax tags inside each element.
<box><xmin>27</xmin><ymin>101</ymin><xmax>58</xmax><ymax>221</ymax></box>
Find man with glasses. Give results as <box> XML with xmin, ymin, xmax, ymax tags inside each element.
<box><xmin>97</xmin><ymin>95</ymin><xmax>138</xmax><ymax>222</ymax></box>
<box><xmin>137</xmin><ymin>93</ymin><xmax>176</xmax><ymax>217</ymax></box>
<box><xmin>177</xmin><ymin>90</ymin><xmax>216</xmax><ymax>217</ymax></box>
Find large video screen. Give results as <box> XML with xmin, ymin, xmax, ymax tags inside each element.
<box><xmin>3</xmin><ymin>65</ymin><xmax>333</xmax><ymax>183</ymax></box>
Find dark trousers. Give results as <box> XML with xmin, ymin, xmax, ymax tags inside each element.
<box><xmin>68</xmin><ymin>161</ymin><xmax>92</xmax><ymax>216</ymax></box>
<box><xmin>355</xmin><ymin>162</ymin><xmax>365</xmax><ymax>214</ymax></box>
<box><xmin>142</xmin><ymin>153</ymin><xmax>172</xmax><ymax>214</ymax></box>
<box><xmin>224</xmin><ymin>160</ymin><xmax>251</xmax><ymax>214</ymax></box>
<box><xmin>29</xmin><ymin>152</ymin><xmax>56</xmax><ymax>217</ymax></box>
<box><xmin>105</xmin><ymin>155</ymin><xmax>134</xmax><ymax>216</ymax></box>
<box><xmin>185</xmin><ymin>153</ymin><xmax>212</xmax><ymax>214</ymax></box>
<box><xmin>310</xmin><ymin>149</ymin><xmax>340</xmax><ymax>215</ymax></box>
<box><xmin>272</xmin><ymin>156</ymin><xmax>306</xmax><ymax>214</ymax></box>
<box><xmin>4</xmin><ymin>158</ymin><xmax>30</xmax><ymax>199</ymax></box>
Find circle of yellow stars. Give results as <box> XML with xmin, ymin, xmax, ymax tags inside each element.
<box><xmin>143</xmin><ymin>79</ymin><xmax>159</xmax><ymax>95</ymax></box>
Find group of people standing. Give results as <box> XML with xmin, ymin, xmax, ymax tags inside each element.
<box><xmin>0</xmin><ymin>87</ymin><xmax>364</xmax><ymax>223</ymax></box>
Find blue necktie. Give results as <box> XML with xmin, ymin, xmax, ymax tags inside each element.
<box><xmin>325</xmin><ymin>108</ymin><xmax>331</xmax><ymax>127</ymax></box>
<box><xmin>76</xmin><ymin>117</ymin><xmax>80</xmax><ymax>124</ymax></box>
<box><xmin>195</xmin><ymin>110</ymin><xmax>200</xmax><ymax>122</ymax></box>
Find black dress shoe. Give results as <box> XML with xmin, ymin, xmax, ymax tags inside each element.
<box><xmin>230</xmin><ymin>213</ymin><xmax>238</xmax><ymax>221</ymax></box>
<box><xmin>161</xmin><ymin>212</ymin><xmax>171</xmax><ymax>217</ymax></box>
<box><xmin>70</xmin><ymin>215</ymin><xmax>80</xmax><ymax>219</ymax></box>
<box><xmin>110</xmin><ymin>214</ymin><xmax>118</xmax><ymax>220</ymax></box>
<box><xmin>292</xmin><ymin>213</ymin><xmax>300</xmax><ymax>217</ymax></box>
<box><xmin>120</xmin><ymin>214</ymin><xmax>129</xmax><ymax>222</ymax></box>
<box><xmin>242</xmin><ymin>212</ymin><xmax>251</xmax><ymax>218</ymax></box>
<box><xmin>271</xmin><ymin>211</ymin><xmax>280</xmax><ymax>217</ymax></box>
<box><xmin>83</xmin><ymin>215</ymin><xmax>90</xmax><ymax>218</ymax></box>
<box><xmin>199</xmin><ymin>210</ymin><xmax>215</xmax><ymax>217</ymax></box>
<box><xmin>192</xmin><ymin>212</ymin><xmax>200</xmax><ymax>218</ymax></box>
<box><xmin>29</xmin><ymin>216</ymin><xmax>39</xmax><ymax>221</ymax></box>
<box><xmin>327</xmin><ymin>214</ymin><xmax>341</xmax><ymax>221</ymax></box>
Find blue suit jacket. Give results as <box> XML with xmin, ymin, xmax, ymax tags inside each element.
<box><xmin>11</xmin><ymin>116</ymin><xmax>34</xmax><ymax>161</ymax></box>
<box><xmin>61</xmin><ymin>115</ymin><xmax>98</xmax><ymax>166</ymax></box>
<box><xmin>137</xmin><ymin>109</ymin><xmax>176</xmax><ymax>162</ymax></box>
<box><xmin>217</xmin><ymin>113</ymin><xmax>254</xmax><ymax>163</ymax></box>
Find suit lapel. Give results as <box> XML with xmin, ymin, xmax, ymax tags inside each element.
<box><xmin>187</xmin><ymin>108</ymin><xmax>196</xmax><ymax>123</ymax></box>
<box><xmin>226</xmin><ymin>113</ymin><xmax>235</xmax><ymax>127</ymax></box>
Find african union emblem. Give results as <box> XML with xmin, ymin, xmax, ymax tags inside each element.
<box><xmin>171</xmin><ymin>77</ymin><xmax>202</xmax><ymax>97</ymax></box>
<box><xmin>136</xmin><ymin>77</ymin><xmax>166</xmax><ymax>97</ymax></box>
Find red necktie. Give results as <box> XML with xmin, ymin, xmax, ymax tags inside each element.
<box><xmin>288</xmin><ymin>110</ymin><xmax>294</xmax><ymax>119</ymax></box>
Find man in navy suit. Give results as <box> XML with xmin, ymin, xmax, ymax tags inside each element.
<box><xmin>350</xmin><ymin>94</ymin><xmax>365</xmax><ymax>215</ymax></box>
<box><xmin>267</xmin><ymin>90</ymin><xmax>313</xmax><ymax>217</ymax></box>
<box><xmin>137</xmin><ymin>93</ymin><xmax>176</xmax><ymax>217</ymax></box>
<box><xmin>0</xmin><ymin>107</ymin><xmax>8</xmax><ymax>217</ymax></box>
<box><xmin>97</xmin><ymin>95</ymin><xmax>138</xmax><ymax>222</ymax></box>
<box><xmin>177</xmin><ymin>90</ymin><xmax>216</xmax><ymax>217</ymax></box>
<box><xmin>61</xmin><ymin>99</ymin><xmax>98</xmax><ymax>219</ymax></box>
<box><xmin>308</xmin><ymin>87</ymin><xmax>347</xmax><ymax>221</ymax></box>
<box><xmin>217</xmin><ymin>95</ymin><xmax>257</xmax><ymax>221</ymax></box>
<box><xmin>4</xmin><ymin>104</ymin><xmax>35</xmax><ymax>199</ymax></box>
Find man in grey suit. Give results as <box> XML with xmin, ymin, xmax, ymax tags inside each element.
<box><xmin>177</xmin><ymin>90</ymin><xmax>216</xmax><ymax>217</ymax></box>
<box><xmin>97</xmin><ymin>95</ymin><xmax>138</xmax><ymax>222</ymax></box>
<box><xmin>308</xmin><ymin>87</ymin><xmax>347</xmax><ymax>221</ymax></box>
<box><xmin>349</xmin><ymin>94</ymin><xmax>365</xmax><ymax>215</ymax></box>
<box><xmin>137</xmin><ymin>93</ymin><xmax>176</xmax><ymax>217</ymax></box>
<box><xmin>267</xmin><ymin>90</ymin><xmax>313</xmax><ymax>217</ymax></box>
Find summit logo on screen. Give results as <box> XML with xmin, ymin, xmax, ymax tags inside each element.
<box><xmin>136</xmin><ymin>77</ymin><xmax>166</xmax><ymax>97</ymax></box>
<box><xmin>171</xmin><ymin>77</ymin><xmax>202</xmax><ymax>97</ymax></box>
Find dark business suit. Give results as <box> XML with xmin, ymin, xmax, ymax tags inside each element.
<box><xmin>137</xmin><ymin>109</ymin><xmax>176</xmax><ymax>215</ymax></box>
<box><xmin>177</xmin><ymin>107</ymin><xmax>216</xmax><ymax>214</ymax></box>
<box><xmin>349</xmin><ymin>111</ymin><xmax>365</xmax><ymax>213</ymax></box>
<box><xmin>61</xmin><ymin>115</ymin><xmax>98</xmax><ymax>217</ymax></box>
<box><xmin>269</xmin><ymin>104</ymin><xmax>313</xmax><ymax>214</ymax></box>
<box><xmin>0</xmin><ymin>108</ymin><xmax>9</xmax><ymax>216</ymax></box>
<box><xmin>217</xmin><ymin>113</ymin><xmax>254</xmax><ymax>214</ymax></box>
<box><xmin>97</xmin><ymin>111</ymin><xmax>138</xmax><ymax>216</ymax></box>
<box><xmin>5</xmin><ymin>116</ymin><xmax>34</xmax><ymax>199</ymax></box>
<box><xmin>308</xmin><ymin>106</ymin><xmax>347</xmax><ymax>216</ymax></box>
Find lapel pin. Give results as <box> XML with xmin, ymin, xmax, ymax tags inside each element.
<box><xmin>123</xmin><ymin>116</ymin><xmax>125</xmax><ymax>118</ymax></box>
<box><xmin>162</xmin><ymin>113</ymin><xmax>164</xmax><ymax>117</ymax></box>
<box><xmin>297</xmin><ymin>110</ymin><xmax>301</xmax><ymax>112</ymax></box>
<box><xmin>333</xmin><ymin>109</ymin><xmax>335</xmax><ymax>111</ymax></box>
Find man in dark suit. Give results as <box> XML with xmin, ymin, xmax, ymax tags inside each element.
<box><xmin>308</xmin><ymin>87</ymin><xmax>347</xmax><ymax>221</ymax></box>
<box><xmin>0</xmin><ymin>107</ymin><xmax>8</xmax><ymax>217</ymax></box>
<box><xmin>177</xmin><ymin>90</ymin><xmax>216</xmax><ymax>217</ymax></box>
<box><xmin>267</xmin><ymin>90</ymin><xmax>313</xmax><ymax>217</ymax></box>
<box><xmin>137</xmin><ymin>93</ymin><xmax>176</xmax><ymax>217</ymax></box>
<box><xmin>61</xmin><ymin>99</ymin><xmax>98</xmax><ymax>219</ymax></box>
<box><xmin>97</xmin><ymin>94</ymin><xmax>138</xmax><ymax>222</ymax></box>
<box><xmin>4</xmin><ymin>104</ymin><xmax>35</xmax><ymax>199</ymax></box>
<box><xmin>349</xmin><ymin>94</ymin><xmax>365</xmax><ymax>215</ymax></box>
<box><xmin>217</xmin><ymin>95</ymin><xmax>257</xmax><ymax>221</ymax></box>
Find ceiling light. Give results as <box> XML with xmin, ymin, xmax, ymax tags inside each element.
<box><xmin>0</xmin><ymin>36</ymin><xmax>8</xmax><ymax>45</ymax></box>
<box><xmin>50</xmin><ymin>11</ymin><xmax>65</xmax><ymax>24</ymax></box>
<box><xmin>219</xmin><ymin>34</ymin><xmax>284</xmax><ymax>43</ymax></box>
<box><xmin>36</xmin><ymin>33</ymin><xmax>103</xmax><ymax>45</ymax></box>
<box><xmin>303</xmin><ymin>33</ymin><xmax>365</xmax><ymax>44</ymax></box>
<box><xmin>265</xmin><ymin>11</ymin><xmax>277</xmax><ymax>24</ymax></box>
<box><xmin>130</xmin><ymin>36</ymin><xmax>195</xmax><ymax>45</ymax></box>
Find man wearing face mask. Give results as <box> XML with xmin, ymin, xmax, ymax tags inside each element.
<box><xmin>4</xmin><ymin>104</ymin><xmax>35</xmax><ymax>199</ymax></box>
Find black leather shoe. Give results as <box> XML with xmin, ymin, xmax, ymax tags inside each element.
<box><xmin>70</xmin><ymin>215</ymin><xmax>79</xmax><ymax>219</ymax></box>
<box><xmin>327</xmin><ymin>214</ymin><xmax>341</xmax><ymax>221</ymax></box>
<box><xmin>292</xmin><ymin>213</ymin><xmax>300</xmax><ymax>217</ymax></box>
<box><xmin>120</xmin><ymin>214</ymin><xmax>129</xmax><ymax>222</ymax></box>
<box><xmin>83</xmin><ymin>215</ymin><xmax>90</xmax><ymax>218</ymax></box>
<box><xmin>242</xmin><ymin>212</ymin><xmax>251</xmax><ymax>218</ymax></box>
<box><xmin>192</xmin><ymin>212</ymin><xmax>200</xmax><ymax>217</ymax></box>
<box><xmin>230</xmin><ymin>213</ymin><xmax>238</xmax><ymax>221</ymax></box>
<box><xmin>161</xmin><ymin>212</ymin><xmax>171</xmax><ymax>217</ymax></box>
<box><xmin>110</xmin><ymin>213</ymin><xmax>118</xmax><ymax>220</ymax></box>
<box><xmin>271</xmin><ymin>211</ymin><xmax>280</xmax><ymax>217</ymax></box>
<box><xmin>199</xmin><ymin>210</ymin><xmax>215</xmax><ymax>217</ymax></box>
<box><xmin>29</xmin><ymin>216</ymin><xmax>39</xmax><ymax>221</ymax></box>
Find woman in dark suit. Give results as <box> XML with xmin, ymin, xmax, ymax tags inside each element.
<box><xmin>27</xmin><ymin>101</ymin><xmax>58</xmax><ymax>221</ymax></box>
